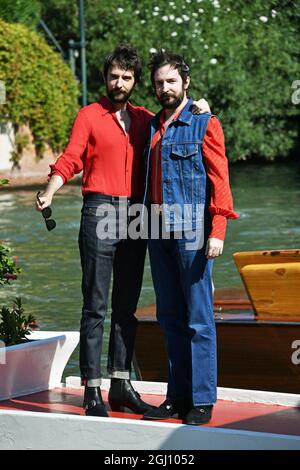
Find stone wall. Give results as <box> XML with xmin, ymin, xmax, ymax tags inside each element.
<box><xmin>0</xmin><ymin>122</ymin><xmax>14</xmax><ymax>171</ymax></box>
<box><xmin>0</xmin><ymin>123</ymin><xmax>57</xmax><ymax>187</ymax></box>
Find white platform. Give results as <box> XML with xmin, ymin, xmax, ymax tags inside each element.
<box><xmin>1</xmin><ymin>408</ymin><xmax>300</xmax><ymax>450</ymax></box>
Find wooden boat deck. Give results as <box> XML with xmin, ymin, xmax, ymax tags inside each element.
<box><xmin>134</xmin><ymin>286</ymin><xmax>300</xmax><ymax>393</ymax></box>
<box><xmin>137</xmin><ymin>287</ymin><xmax>253</xmax><ymax>320</ymax></box>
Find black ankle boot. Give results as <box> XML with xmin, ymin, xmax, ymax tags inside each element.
<box><xmin>83</xmin><ymin>386</ymin><xmax>108</xmax><ymax>417</ymax></box>
<box><xmin>184</xmin><ymin>405</ymin><xmax>213</xmax><ymax>425</ymax></box>
<box><xmin>143</xmin><ymin>398</ymin><xmax>190</xmax><ymax>420</ymax></box>
<box><xmin>108</xmin><ymin>379</ymin><xmax>153</xmax><ymax>414</ymax></box>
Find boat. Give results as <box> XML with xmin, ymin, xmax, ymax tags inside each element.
<box><xmin>134</xmin><ymin>250</ymin><xmax>300</xmax><ymax>394</ymax></box>
<box><xmin>1</xmin><ymin>249</ymin><xmax>299</xmax><ymax>450</ymax></box>
<box><xmin>1</xmin><ymin>377</ymin><xmax>300</xmax><ymax>450</ymax></box>
<box><xmin>233</xmin><ymin>249</ymin><xmax>300</xmax><ymax>316</ymax></box>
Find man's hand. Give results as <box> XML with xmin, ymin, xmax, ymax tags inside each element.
<box><xmin>205</xmin><ymin>237</ymin><xmax>224</xmax><ymax>259</ymax></box>
<box><xmin>36</xmin><ymin>192</ymin><xmax>53</xmax><ymax>212</ymax></box>
<box><xmin>35</xmin><ymin>175</ymin><xmax>64</xmax><ymax>212</ymax></box>
<box><xmin>191</xmin><ymin>98</ymin><xmax>211</xmax><ymax>115</ymax></box>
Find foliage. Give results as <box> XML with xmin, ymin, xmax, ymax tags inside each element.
<box><xmin>0</xmin><ymin>19</ymin><xmax>79</xmax><ymax>161</ymax></box>
<box><xmin>0</xmin><ymin>0</ymin><xmax>41</xmax><ymax>28</ymax></box>
<box><xmin>39</xmin><ymin>0</ymin><xmax>300</xmax><ymax>161</ymax></box>
<box><xmin>40</xmin><ymin>0</ymin><xmax>79</xmax><ymax>54</ymax></box>
<box><xmin>0</xmin><ymin>178</ymin><xmax>35</xmax><ymax>346</ymax></box>
<box><xmin>0</xmin><ymin>180</ymin><xmax>21</xmax><ymax>285</ymax></box>
<box><xmin>0</xmin><ymin>297</ymin><xmax>36</xmax><ymax>346</ymax></box>
<box><xmin>0</xmin><ymin>245</ymin><xmax>21</xmax><ymax>286</ymax></box>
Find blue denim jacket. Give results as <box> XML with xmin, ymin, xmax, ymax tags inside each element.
<box><xmin>143</xmin><ymin>98</ymin><xmax>212</xmax><ymax>232</ymax></box>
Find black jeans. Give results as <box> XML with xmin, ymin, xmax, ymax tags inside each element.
<box><xmin>78</xmin><ymin>193</ymin><xmax>147</xmax><ymax>382</ymax></box>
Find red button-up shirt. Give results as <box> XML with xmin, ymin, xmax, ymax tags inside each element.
<box><xmin>150</xmin><ymin>112</ymin><xmax>238</xmax><ymax>240</ymax></box>
<box><xmin>49</xmin><ymin>96</ymin><xmax>153</xmax><ymax>198</ymax></box>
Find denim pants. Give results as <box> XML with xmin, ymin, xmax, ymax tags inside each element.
<box><xmin>78</xmin><ymin>193</ymin><xmax>147</xmax><ymax>383</ymax></box>
<box><xmin>148</xmin><ymin>232</ymin><xmax>216</xmax><ymax>406</ymax></box>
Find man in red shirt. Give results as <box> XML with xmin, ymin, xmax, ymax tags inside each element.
<box><xmin>36</xmin><ymin>44</ymin><xmax>210</xmax><ymax>418</ymax></box>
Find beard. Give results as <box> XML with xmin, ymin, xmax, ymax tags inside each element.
<box><xmin>157</xmin><ymin>89</ymin><xmax>185</xmax><ymax>109</ymax></box>
<box><xmin>106</xmin><ymin>86</ymin><xmax>133</xmax><ymax>104</ymax></box>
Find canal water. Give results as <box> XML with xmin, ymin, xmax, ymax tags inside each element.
<box><xmin>1</xmin><ymin>162</ymin><xmax>300</xmax><ymax>378</ymax></box>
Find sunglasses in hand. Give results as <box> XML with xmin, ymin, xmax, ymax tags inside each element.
<box><xmin>36</xmin><ymin>191</ymin><xmax>56</xmax><ymax>231</ymax></box>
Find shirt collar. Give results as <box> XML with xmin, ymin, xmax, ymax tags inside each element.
<box><xmin>98</xmin><ymin>95</ymin><xmax>139</xmax><ymax>118</ymax></box>
<box><xmin>156</xmin><ymin>98</ymin><xmax>193</xmax><ymax>128</ymax></box>
<box><xmin>175</xmin><ymin>98</ymin><xmax>193</xmax><ymax>124</ymax></box>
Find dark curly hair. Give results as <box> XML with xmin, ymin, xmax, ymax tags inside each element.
<box><xmin>103</xmin><ymin>44</ymin><xmax>142</xmax><ymax>84</ymax></box>
<box><xmin>148</xmin><ymin>50</ymin><xmax>190</xmax><ymax>88</ymax></box>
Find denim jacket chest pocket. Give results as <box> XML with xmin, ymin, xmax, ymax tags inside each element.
<box><xmin>168</xmin><ymin>143</ymin><xmax>201</xmax><ymax>177</ymax></box>
<box><xmin>163</xmin><ymin>141</ymin><xmax>206</xmax><ymax>207</ymax></box>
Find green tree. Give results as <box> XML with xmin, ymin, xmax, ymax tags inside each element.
<box><xmin>39</xmin><ymin>0</ymin><xmax>79</xmax><ymax>53</ymax></box>
<box><xmin>0</xmin><ymin>19</ymin><xmax>79</xmax><ymax>161</ymax></box>
<box><xmin>0</xmin><ymin>181</ymin><xmax>36</xmax><ymax>346</ymax></box>
<box><xmin>39</xmin><ymin>0</ymin><xmax>300</xmax><ymax>162</ymax></box>
<box><xmin>0</xmin><ymin>0</ymin><xmax>41</xmax><ymax>28</ymax></box>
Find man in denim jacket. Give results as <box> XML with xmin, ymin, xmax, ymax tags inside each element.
<box><xmin>143</xmin><ymin>51</ymin><xmax>238</xmax><ymax>425</ymax></box>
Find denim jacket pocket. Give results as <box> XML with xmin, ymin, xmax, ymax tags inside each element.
<box><xmin>170</xmin><ymin>143</ymin><xmax>200</xmax><ymax>178</ymax></box>
<box><xmin>170</xmin><ymin>143</ymin><xmax>198</xmax><ymax>159</ymax></box>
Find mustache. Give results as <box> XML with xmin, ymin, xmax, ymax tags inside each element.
<box><xmin>161</xmin><ymin>92</ymin><xmax>176</xmax><ymax>99</ymax></box>
<box><xmin>106</xmin><ymin>87</ymin><xmax>132</xmax><ymax>104</ymax></box>
<box><xmin>111</xmin><ymin>89</ymin><xmax>127</xmax><ymax>95</ymax></box>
